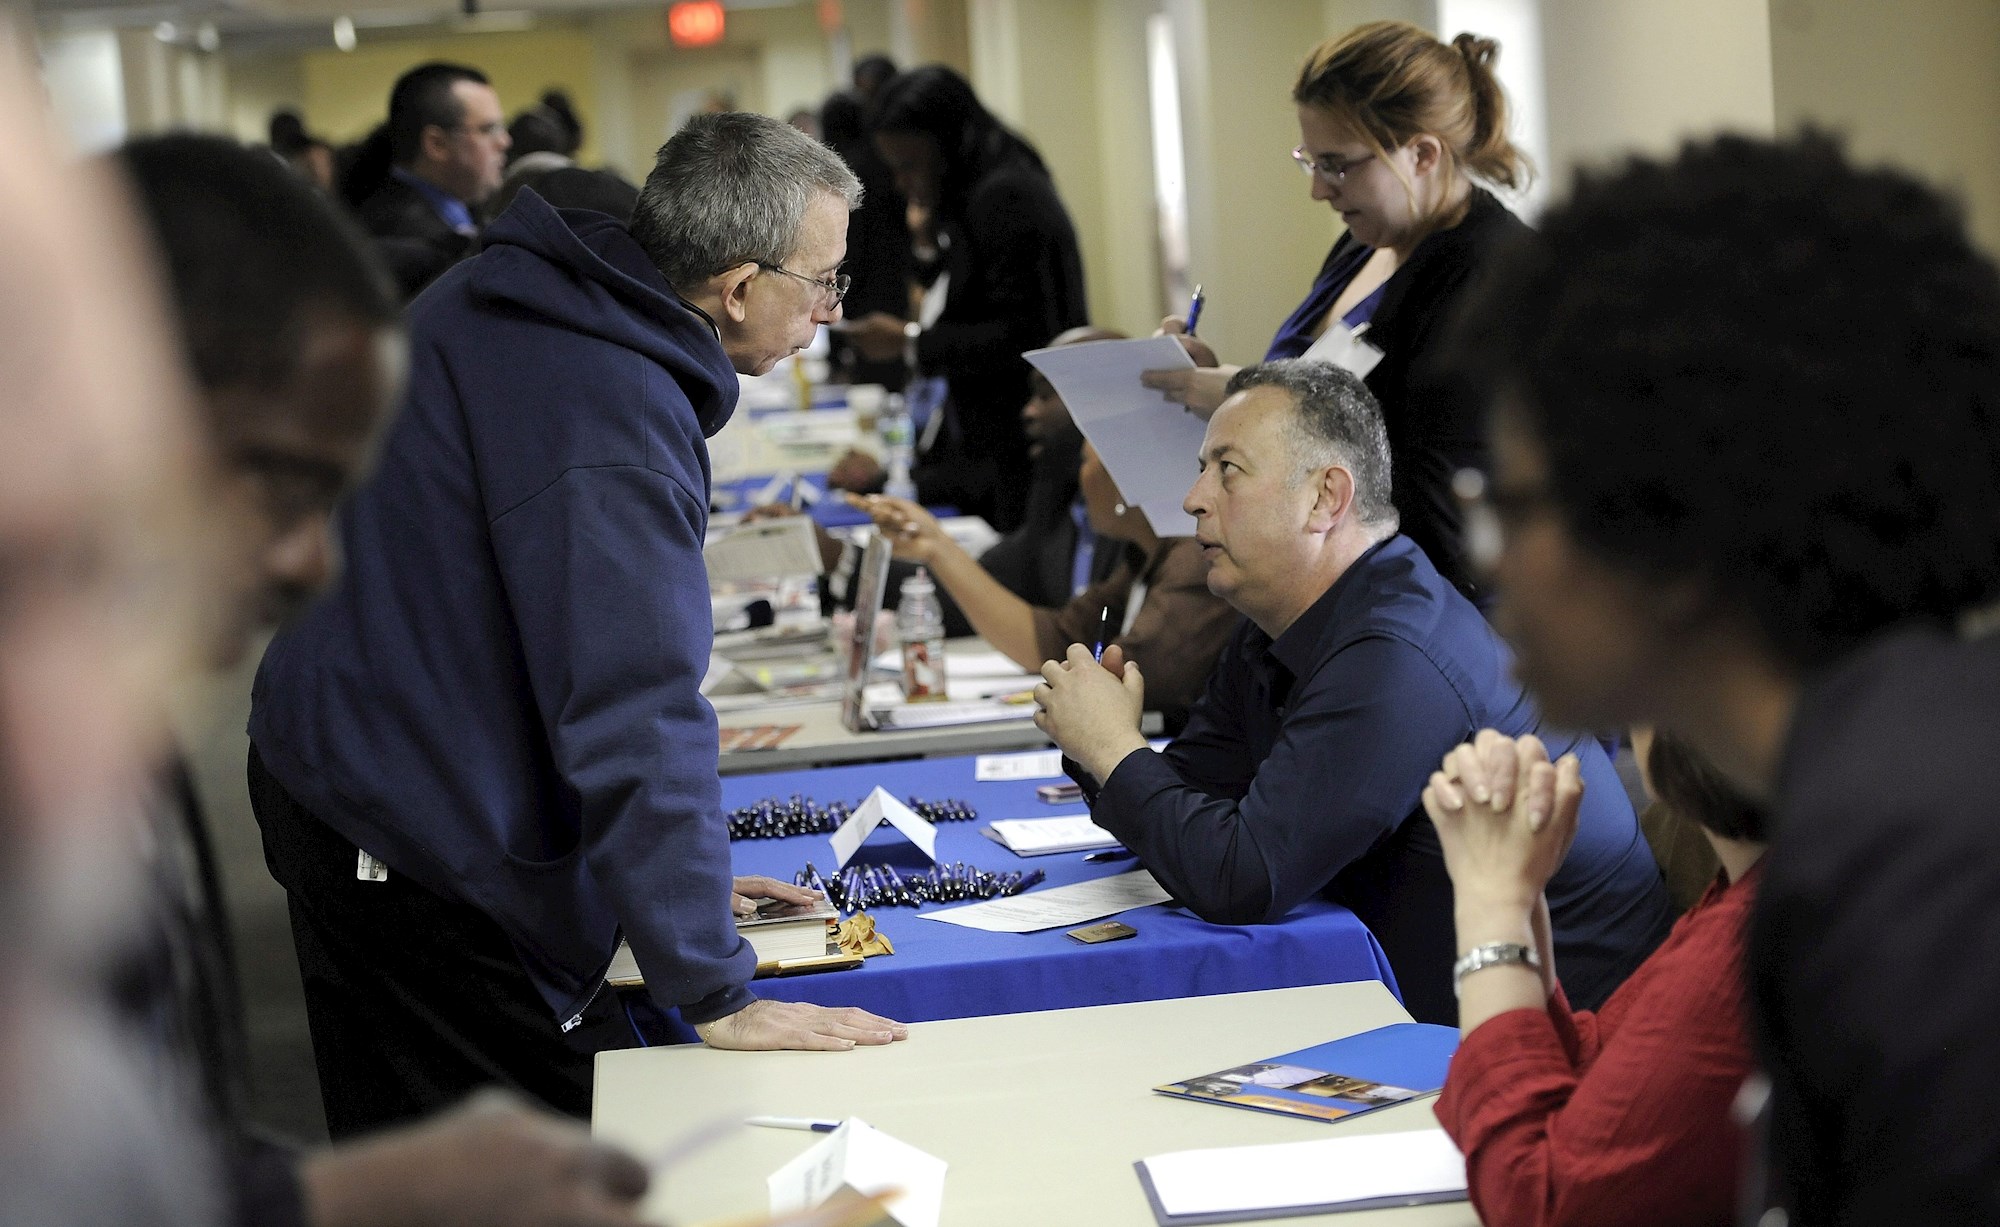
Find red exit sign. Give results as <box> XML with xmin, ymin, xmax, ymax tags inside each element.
<box><xmin>668</xmin><ymin>1</ymin><xmax>725</xmax><ymax>47</ymax></box>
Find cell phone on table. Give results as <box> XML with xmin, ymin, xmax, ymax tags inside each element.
<box><xmin>1066</xmin><ymin>921</ymin><xmax>1138</xmax><ymax>944</ymax></box>
<box><xmin>1036</xmin><ymin>782</ymin><xmax>1085</xmax><ymax>803</ymax></box>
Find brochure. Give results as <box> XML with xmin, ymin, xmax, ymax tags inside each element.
<box><xmin>1153</xmin><ymin>1023</ymin><xmax>1460</xmax><ymax>1124</ymax></box>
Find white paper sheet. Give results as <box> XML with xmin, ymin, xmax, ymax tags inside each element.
<box><xmin>1024</xmin><ymin>337</ymin><xmax>1207</xmax><ymax>538</ymax></box>
<box><xmin>869</xmin><ymin>648</ymin><xmax>1030</xmax><ymax>679</ymax></box>
<box><xmin>917</xmin><ymin>869</ymin><xmax>1169</xmax><ymax>932</ymax></box>
<box><xmin>704</xmin><ymin>516</ymin><xmax>822</xmax><ymax>582</ymax></box>
<box><xmin>974</xmin><ymin>750</ymin><xmax>1064</xmax><ymax>781</ymax></box>
<box><xmin>768</xmin><ymin>1119</ymin><xmax>947</xmax><ymax>1227</ymax></box>
<box><xmin>986</xmin><ymin>815</ymin><xmax>1120</xmax><ymax>856</ymax></box>
<box><xmin>1139</xmin><ymin>1128</ymin><xmax>1466</xmax><ymax>1217</ymax></box>
<box><xmin>829</xmin><ymin>787</ymin><xmax>939</xmax><ymax>867</ymax></box>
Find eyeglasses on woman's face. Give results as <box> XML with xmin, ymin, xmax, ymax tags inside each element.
<box><xmin>1290</xmin><ymin>145</ymin><xmax>1375</xmax><ymax>183</ymax></box>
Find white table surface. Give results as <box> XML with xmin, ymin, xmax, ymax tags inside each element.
<box><xmin>593</xmin><ymin>981</ymin><xmax>1480</xmax><ymax>1227</ymax></box>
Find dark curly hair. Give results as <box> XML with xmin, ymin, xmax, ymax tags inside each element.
<box><xmin>1454</xmin><ymin>131</ymin><xmax>2000</xmax><ymax>670</ymax></box>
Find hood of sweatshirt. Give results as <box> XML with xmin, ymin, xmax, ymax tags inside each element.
<box><xmin>469</xmin><ymin>189</ymin><xmax>738</xmax><ymax>438</ymax></box>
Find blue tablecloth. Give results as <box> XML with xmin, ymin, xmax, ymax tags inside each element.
<box><xmin>711</xmin><ymin>753</ymin><xmax>1398</xmax><ymax>1026</ymax></box>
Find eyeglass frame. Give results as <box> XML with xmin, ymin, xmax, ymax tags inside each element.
<box><xmin>1290</xmin><ymin>145</ymin><xmax>1376</xmax><ymax>183</ymax></box>
<box><xmin>755</xmin><ymin>261</ymin><xmax>851</xmax><ymax>308</ymax></box>
<box><xmin>1454</xmin><ymin>467</ymin><xmax>1561</xmax><ymax>574</ymax></box>
<box><xmin>448</xmin><ymin>120</ymin><xmax>507</xmax><ymax>139</ymax></box>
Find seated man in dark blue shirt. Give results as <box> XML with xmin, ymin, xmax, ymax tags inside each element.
<box><xmin>1033</xmin><ymin>360</ymin><xmax>1672</xmax><ymax>1023</ymax></box>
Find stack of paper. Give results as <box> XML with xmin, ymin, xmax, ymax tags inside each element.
<box><xmin>1135</xmin><ymin>1128</ymin><xmax>1467</xmax><ymax>1224</ymax></box>
<box><xmin>984</xmin><ymin>814</ymin><xmax>1121</xmax><ymax>856</ymax></box>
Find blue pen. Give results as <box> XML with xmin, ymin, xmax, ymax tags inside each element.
<box><xmin>1092</xmin><ymin>605</ymin><xmax>1110</xmax><ymax>662</ymax></box>
<box><xmin>745</xmin><ymin>1116</ymin><xmax>842</xmax><ymax>1133</ymax></box>
<box><xmin>1184</xmin><ymin>283</ymin><xmax>1205</xmax><ymax>336</ymax></box>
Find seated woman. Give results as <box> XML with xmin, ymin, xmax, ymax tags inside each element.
<box><xmin>853</xmin><ymin>445</ymin><xmax>1238</xmax><ymax>726</ymax></box>
<box><xmin>1421</xmin><ymin>729</ymin><xmax>1764</xmax><ymax>1227</ymax></box>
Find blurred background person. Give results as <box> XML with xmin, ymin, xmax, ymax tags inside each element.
<box><xmin>357</xmin><ymin>61</ymin><xmax>509</xmax><ymax>300</ymax></box>
<box><xmin>119</xmin><ymin>129</ymin><xmax>658</xmax><ymax>1227</ymax></box>
<box><xmin>267</xmin><ymin>109</ymin><xmax>335</xmax><ymax>194</ymax></box>
<box><xmin>850</xmin><ymin>53</ymin><xmax>897</xmax><ymax>108</ymax></box>
<box><xmin>1452</xmin><ymin>130</ymin><xmax>2000</xmax><ymax>1225</ymax></box>
<box><xmin>840</xmin><ymin>64</ymin><xmax>1087</xmax><ymax>532</ymax></box>
<box><xmin>818</xmin><ymin>86</ymin><xmax>910</xmax><ymax>387</ymax></box>
<box><xmin>1143</xmin><ymin>21</ymin><xmax>1529</xmax><ymax>599</ymax></box>
<box><xmin>0</xmin><ymin>44</ymin><xmax>226</xmax><ymax>1227</ymax></box>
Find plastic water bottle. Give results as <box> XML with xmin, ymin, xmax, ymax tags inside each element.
<box><xmin>897</xmin><ymin>567</ymin><xmax>948</xmax><ymax>701</ymax></box>
<box><xmin>880</xmin><ymin>391</ymin><xmax>917</xmax><ymax>500</ymax></box>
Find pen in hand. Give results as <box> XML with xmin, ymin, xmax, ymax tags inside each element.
<box><xmin>1184</xmin><ymin>283</ymin><xmax>1205</xmax><ymax>336</ymax></box>
<box><xmin>1091</xmin><ymin>605</ymin><xmax>1110</xmax><ymax>663</ymax></box>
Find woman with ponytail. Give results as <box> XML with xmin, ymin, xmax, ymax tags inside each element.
<box><xmin>1145</xmin><ymin>21</ymin><xmax>1529</xmax><ymax>598</ymax></box>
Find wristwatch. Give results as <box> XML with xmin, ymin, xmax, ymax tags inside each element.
<box><xmin>1451</xmin><ymin>942</ymin><xmax>1541</xmax><ymax>997</ymax></box>
<box><xmin>902</xmin><ymin>319</ymin><xmax>921</xmax><ymax>373</ymax></box>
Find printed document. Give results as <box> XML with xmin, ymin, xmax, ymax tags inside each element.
<box><xmin>1024</xmin><ymin>337</ymin><xmax>1206</xmax><ymax>537</ymax></box>
<box><xmin>918</xmin><ymin>869</ymin><xmax>1169</xmax><ymax>932</ymax></box>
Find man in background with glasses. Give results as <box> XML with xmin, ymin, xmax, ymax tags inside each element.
<box><xmin>359</xmin><ymin>61</ymin><xmax>511</xmax><ymax>300</ymax></box>
<box><xmin>250</xmin><ymin>111</ymin><xmax>904</xmax><ymax>1141</ymax></box>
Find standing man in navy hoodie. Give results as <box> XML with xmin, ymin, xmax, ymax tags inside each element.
<box><xmin>249</xmin><ymin>112</ymin><xmax>906</xmax><ymax>1138</ymax></box>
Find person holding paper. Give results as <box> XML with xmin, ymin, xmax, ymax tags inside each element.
<box><xmin>853</xmin><ymin>440</ymin><xmax>1238</xmax><ymax>727</ymax></box>
<box><xmin>1032</xmin><ymin>360</ymin><xmax>1669</xmax><ymax>1024</ymax></box>
<box><xmin>1423</xmin><ymin>730</ymin><xmax>1763</xmax><ymax>1227</ymax></box>
<box><xmin>1140</xmin><ymin>21</ymin><xmax>1529</xmax><ymax>598</ymax></box>
<box><xmin>249</xmin><ymin>113</ymin><xmax>906</xmax><ymax>1140</ymax></box>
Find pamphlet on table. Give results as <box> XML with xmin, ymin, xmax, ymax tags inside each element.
<box><xmin>1153</xmin><ymin>1022</ymin><xmax>1459</xmax><ymax>1123</ymax></box>
<box><xmin>983</xmin><ymin>814</ymin><xmax>1122</xmax><ymax>856</ymax></box>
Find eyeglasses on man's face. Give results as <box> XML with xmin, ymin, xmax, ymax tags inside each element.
<box><xmin>1290</xmin><ymin>145</ymin><xmax>1375</xmax><ymax>183</ymax></box>
<box><xmin>452</xmin><ymin>121</ymin><xmax>507</xmax><ymax>139</ymax></box>
<box><xmin>757</xmin><ymin>262</ymin><xmax>851</xmax><ymax>309</ymax></box>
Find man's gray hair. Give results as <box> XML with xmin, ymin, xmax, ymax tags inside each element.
<box><xmin>630</xmin><ymin>111</ymin><xmax>862</xmax><ymax>290</ymax></box>
<box><xmin>1224</xmin><ymin>360</ymin><xmax>1398</xmax><ymax>528</ymax></box>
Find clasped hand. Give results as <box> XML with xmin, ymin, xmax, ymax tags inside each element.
<box><xmin>1032</xmin><ymin>643</ymin><xmax>1148</xmax><ymax>781</ymax></box>
<box><xmin>1420</xmin><ymin>730</ymin><xmax>1583</xmax><ymax>912</ymax></box>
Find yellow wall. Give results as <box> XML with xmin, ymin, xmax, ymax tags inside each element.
<box><xmin>1770</xmin><ymin>0</ymin><xmax>2000</xmax><ymax>256</ymax></box>
<box><xmin>1173</xmin><ymin>0</ymin><xmax>1336</xmax><ymax>369</ymax></box>
<box><xmin>969</xmin><ymin>0</ymin><xmax>1147</xmax><ymax>336</ymax></box>
<box><xmin>299</xmin><ymin>23</ymin><xmax>602</xmax><ymax>162</ymax></box>
<box><xmin>1539</xmin><ymin>0</ymin><xmax>1774</xmax><ymax>186</ymax></box>
<box><xmin>223</xmin><ymin>53</ymin><xmax>303</xmax><ymax>145</ymax></box>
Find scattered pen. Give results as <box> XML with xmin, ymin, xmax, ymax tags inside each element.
<box><xmin>1092</xmin><ymin>605</ymin><xmax>1110</xmax><ymax>663</ymax></box>
<box><xmin>746</xmin><ymin>1116</ymin><xmax>843</xmax><ymax>1133</ymax></box>
<box><xmin>1184</xmin><ymin>283</ymin><xmax>1205</xmax><ymax>336</ymax></box>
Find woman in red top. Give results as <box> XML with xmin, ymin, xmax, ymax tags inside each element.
<box><xmin>1422</xmin><ymin>729</ymin><xmax>1765</xmax><ymax>1227</ymax></box>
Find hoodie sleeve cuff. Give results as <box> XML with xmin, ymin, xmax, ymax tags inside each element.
<box><xmin>678</xmin><ymin>981</ymin><xmax>758</xmax><ymax>1027</ymax></box>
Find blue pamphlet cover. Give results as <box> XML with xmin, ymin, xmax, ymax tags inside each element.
<box><xmin>1154</xmin><ymin>1023</ymin><xmax>1460</xmax><ymax>1123</ymax></box>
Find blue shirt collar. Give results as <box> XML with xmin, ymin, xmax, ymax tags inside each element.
<box><xmin>1265</xmin><ymin>534</ymin><xmax>1408</xmax><ymax>677</ymax></box>
<box><xmin>393</xmin><ymin>167</ymin><xmax>475</xmax><ymax>235</ymax></box>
